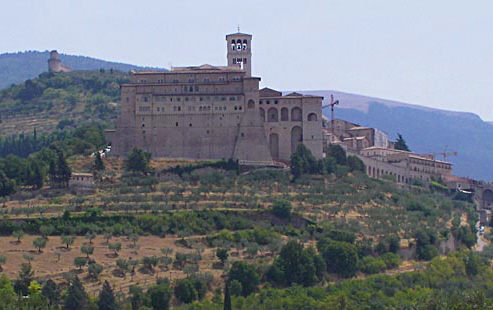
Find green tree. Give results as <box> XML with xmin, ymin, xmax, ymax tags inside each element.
<box><xmin>64</xmin><ymin>276</ymin><xmax>89</xmax><ymax>310</ymax></box>
<box><xmin>33</xmin><ymin>237</ymin><xmax>47</xmax><ymax>253</ymax></box>
<box><xmin>228</xmin><ymin>279</ymin><xmax>242</xmax><ymax>297</ymax></box>
<box><xmin>74</xmin><ymin>257</ymin><xmax>87</xmax><ymax>270</ymax></box>
<box><xmin>327</xmin><ymin>144</ymin><xmax>347</xmax><ymax>165</ymax></box>
<box><xmin>13</xmin><ymin>230</ymin><xmax>24</xmax><ymax>243</ymax></box>
<box><xmin>14</xmin><ymin>263</ymin><xmax>34</xmax><ymax>296</ymax></box>
<box><xmin>223</xmin><ymin>281</ymin><xmax>232</xmax><ymax>310</ymax></box>
<box><xmin>347</xmin><ymin>155</ymin><xmax>365</xmax><ymax>172</ymax></box>
<box><xmin>97</xmin><ymin>280</ymin><xmax>118</xmax><ymax>310</ymax></box>
<box><xmin>271</xmin><ymin>200</ymin><xmax>292</xmax><ymax>219</ymax></box>
<box><xmin>228</xmin><ymin>261</ymin><xmax>260</xmax><ymax>297</ymax></box>
<box><xmin>394</xmin><ymin>134</ymin><xmax>410</xmax><ymax>151</ymax></box>
<box><xmin>88</xmin><ymin>263</ymin><xmax>104</xmax><ymax>280</ymax></box>
<box><xmin>290</xmin><ymin>144</ymin><xmax>317</xmax><ymax>179</ymax></box>
<box><xmin>147</xmin><ymin>283</ymin><xmax>172</xmax><ymax>310</ymax></box>
<box><xmin>62</xmin><ymin>235</ymin><xmax>76</xmax><ymax>249</ymax></box>
<box><xmin>174</xmin><ymin>278</ymin><xmax>198</xmax><ymax>304</ymax></box>
<box><xmin>109</xmin><ymin>242</ymin><xmax>121</xmax><ymax>256</ymax></box>
<box><xmin>86</xmin><ymin>231</ymin><xmax>97</xmax><ymax>244</ymax></box>
<box><xmin>41</xmin><ymin>279</ymin><xmax>60</xmax><ymax>308</ymax></box>
<box><xmin>317</xmin><ymin>238</ymin><xmax>359</xmax><ymax>278</ymax></box>
<box><xmin>39</xmin><ymin>225</ymin><xmax>55</xmax><ymax>239</ymax></box>
<box><xmin>216</xmin><ymin>248</ymin><xmax>229</xmax><ymax>264</ymax></box>
<box><xmin>124</xmin><ymin>148</ymin><xmax>153</xmax><ymax>175</ymax></box>
<box><xmin>268</xmin><ymin>241</ymin><xmax>324</xmax><ymax>287</ymax></box>
<box><xmin>0</xmin><ymin>170</ymin><xmax>16</xmax><ymax>197</ymax></box>
<box><xmin>81</xmin><ymin>244</ymin><xmax>94</xmax><ymax>258</ymax></box>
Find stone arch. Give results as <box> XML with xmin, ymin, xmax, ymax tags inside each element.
<box><xmin>291</xmin><ymin>126</ymin><xmax>303</xmax><ymax>153</ymax></box>
<box><xmin>267</xmin><ymin>107</ymin><xmax>278</xmax><ymax>122</ymax></box>
<box><xmin>307</xmin><ymin>113</ymin><xmax>318</xmax><ymax>121</ymax></box>
<box><xmin>269</xmin><ymin>133</ymin><xmax>279</xmax><ymax>159</ymax></box>
<box><xmin>247</xmin><ymin>99</ymin><xmax>255</xmax><ymax>109</ymax></box>
<box><xmin>259</xmin><ymin>108</ymin><xmax>265</xmax><ymax>122</ymax></box>
<box><xmin>281</xmin><ymin>107</ymin><xmax>289</xmax><ymax>121</ymax></box>
<box><xmin>291</xmin><ymin>107</ymin><xmax>302</xmax><ymax>121</ymax></box>
<box><xmin>484</xmin><ymin>189</ymin><xmax>493</xmax><ymax>209</ymax></box>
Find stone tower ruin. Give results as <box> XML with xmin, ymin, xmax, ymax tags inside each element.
<box><xmin>47</xmin><ymin>50</ymin><xmax>72</xmax><ymax>73</ymax></box>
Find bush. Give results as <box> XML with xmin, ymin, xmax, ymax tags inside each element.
<box><xmin>380</xmin><ymin>253</ymin><xmax>401</xmax><ymax>269</ymax></box>
<box><xmin>360</xmin><ymin>256</ymin><xmax>386</xmax><ymax>274</ymax></box>
<box><xmin>271</xmin><ymin>200</ymin><xmax>292</xmax><ymax>219</ymax></box>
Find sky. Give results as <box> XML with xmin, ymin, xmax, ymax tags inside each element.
<box><xmin>1</xmin><ymin>0</ymin><xmax>492</xmax><ymax>120</ymax></box>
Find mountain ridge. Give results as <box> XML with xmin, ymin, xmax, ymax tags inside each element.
<box><xmin>0</xmin><ymin>50</ymin><xmax>165</xmax><ymax>89</ymax></box>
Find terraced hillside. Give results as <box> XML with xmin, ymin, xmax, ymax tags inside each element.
<box><xmin>0</xmin><ymin>70</ymin><xmax>127</xmax><ymax>136</ymax></box>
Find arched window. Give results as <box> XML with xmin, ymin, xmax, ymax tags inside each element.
<box><xmin>236</xmin><ymin>42</ymin><xmax>242</xmax><ymax>50</ymax></box>
<box><xmin>291</xmin><ymin>126</ymin><xmax>303</xmax><ymax>153</ymax></box>
<box><xmin>307</xmin><ymin>113</ymin><xmax>317</xmax><ymax>121</ymax></box>
<box><xmin>247</xmin><ymin>99</ymin><xmax>255</xmax><ymax>109</ymax></box>
<box><xmin>242</xmin><ymin>39</ymin><xmax>248</xmax><ymax>50</ymax></box>
<box><xmin>267</xmin><ymin>108</ymin><xmax>278</xmax><ymax>122</ymax></box>
<box><xmin>231</xmin><ymin>40</ymin><xmax>236</xmax><ymax>50</ymax></box>
<box><xmin>291</xmin><ymin>107</ymin><xmax>302</xmax><ymax>121</ymax></box>
<box><xmin>259</xmin><ymin>108</ymin><xmax>265</xmax><ymax>122</ymax></box>
<box><xmin>281</xmin><ymin>107</ymin><xmax>289</xmax><ymax>121</ymax></box>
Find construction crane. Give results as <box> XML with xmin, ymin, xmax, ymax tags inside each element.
<box><xmin>322</xmin><ymin>94</ymin><xmax>339</xmax><ymax>135</ymax></box>
<box><xmin>433</xmin><ymin>146</ymin><xmax>458</xmax><ymax>162</ymax></box>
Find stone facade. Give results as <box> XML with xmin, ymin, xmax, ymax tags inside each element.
<box><xmin>109</xmin><ymin>32</ymin><xmax>323</xmax><ymax>162</ymax></box>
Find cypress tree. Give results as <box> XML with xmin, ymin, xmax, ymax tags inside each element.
<box><xmin>394</xmin><ymin>134</ymin><xmax>410</xmax><ymax>151</ymax></box>
<box><xmin>63</xmin><ymin>276</ymin><xmax>89</xmax><ymax>310</ymax></box>
<box><xmin>94</xmin><ymin>151</ymin><xmax>105</xmax><ymax>171</ymax></box>
<box><xmin>223</xmin><ymin>281</ymin><xmax>232</xmax><ymax>310</ymax></box>
<box><xmin>97</xmin><ymin>280</ymin><xmax>118</xmax><ymax>310</ymax></box>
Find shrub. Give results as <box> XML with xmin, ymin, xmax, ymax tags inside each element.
<box><xmin>271</xmin><ymin>200</ymin><xmax>292</xmax><ymax>219</ymax></box>
<box><xmin>380</xmin><ymin>253</ymin><xmax>402</xmax><ymax>269</ymax></box>
<box><xmin>360</xmin><ymin>256</ymin><xmax>386</xmax><ymax>274</ymax></box>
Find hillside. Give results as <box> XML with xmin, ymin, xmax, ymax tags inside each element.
<box><xmin>0</xmin><ymin>51</ymin><xmax>164</xmax><ymax>89</ymax></box>
<box><xmin>0</xmin><ymin>70</ymin><xmax>128</xmax><ymax>135</ymax></box>
<box><xmin>0</xmin><ymin>150</ymin><xmax>485</xmax><ymax>308</ymax></box>
<box><xmin>301</xmin><ymin>90</ymin><xmax>493</xmax><ymax>182</ymax></box>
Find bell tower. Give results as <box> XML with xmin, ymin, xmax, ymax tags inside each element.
<box><xmin>226</xmin><ymin>31</ymin><xmax>252</xmax><ymax>77</ymax></box>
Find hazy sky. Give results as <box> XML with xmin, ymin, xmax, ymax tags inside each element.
<box><xmin>2</xmin><ymin>0</ymin><xmax>492</xmax><ymax>120</ymax></box>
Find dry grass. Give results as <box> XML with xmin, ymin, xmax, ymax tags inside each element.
<box><xmin>0</xmin><ymin>234</ymin><xmax>269</xmax><ymax>296</ymax></box>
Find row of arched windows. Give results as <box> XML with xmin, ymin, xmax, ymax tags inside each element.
<box><xmin>231</xmin><ymin>39</ymin><xmax>248</xmax><ymax>50</ymax></box>
<box><xmin>259</xmin><ymin>107</ymin><xmax>317</xmax><ymax>122</ymax></box>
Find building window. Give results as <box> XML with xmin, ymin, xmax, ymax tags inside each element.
<box><xmin>233</xmin><ymin>58</ymin><xmax>237</xmax><ymax>64</ymax></box>
<box><xmin>243</xmin><ymin>58</ymin><xmax>247</xmax><ymax>64</ymax></box>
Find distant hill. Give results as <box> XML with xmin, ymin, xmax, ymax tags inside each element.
<box><xmin>0</xmin><ymin>51</ymin><xmax>164</xmax><ymax>89</ymax></box>
<box><xmin>300</xmin><ymin>90</ymin><xmax>493</xmax><ymax>181</ymax></box>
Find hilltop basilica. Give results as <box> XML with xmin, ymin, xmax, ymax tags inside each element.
<box><xmin>106</xmin><ymin>32</ymin><xmax>323</xmax><ymax>164</ymax></box>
